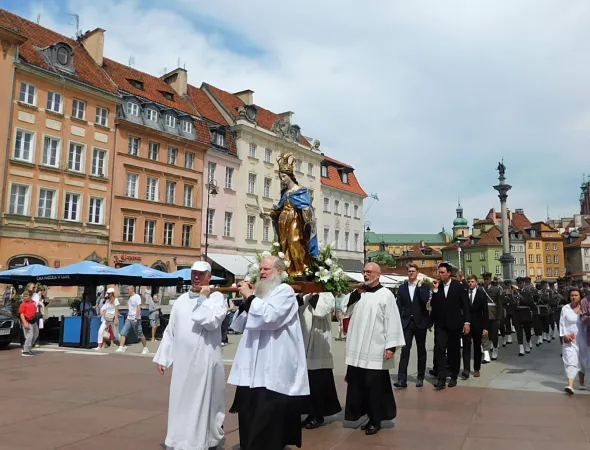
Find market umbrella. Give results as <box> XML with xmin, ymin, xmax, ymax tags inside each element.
<box><xmin>35</xmin><ymin>261</ymin><xmax>134</xmax><ymax>286</ymax></box>
<box><xmin>0</xmin><ymin>264</ymin><xmax>56</xmax><ymax>284</ymax></box>
<box><xmin>115</xmin><ymin>264</ymin><xmax>183</xmax><ymax>286</ymax></box>
<box><xmin>170</xmin><ymin>268</ymin><xmax>225</xmax><ymax>284</ymax></box>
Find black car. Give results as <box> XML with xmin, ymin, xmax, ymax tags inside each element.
<box><xmin>0</xmin><ymin>308</ymin><xmax>21</xmax><ymax>350</ymax></box>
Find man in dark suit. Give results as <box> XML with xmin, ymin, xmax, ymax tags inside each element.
<box><xmin>461</xmin><ymin>275</ymin><xmax>489</xmax><ymax>379</ymax></box>
<box><xmin>394</xmin><ymin>263</ymin><xmax>431</xmax><ymax>388</ymax></box>
<box><xmin>430</xmin><ymin>263</ymin><xmax>471</xmax><ymax>390</ymax></box>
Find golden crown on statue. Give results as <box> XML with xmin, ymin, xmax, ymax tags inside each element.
<box><xmin>277</xmin><ymin>152</ymin><xmax>295</xmax><ymax>174</ymax></box>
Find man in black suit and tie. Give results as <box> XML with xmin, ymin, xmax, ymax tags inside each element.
<box><xmin>394</xmin><ymin>263</ymin><xmax>431</xmax><ymax>388</ymax></box>
<box><xmin>430</xmin><ymin>263</ymin><xmax>471</xmax><ymax>390</ymax></box>
<box><xmin>461</xmin><ymin>275</ymin><xmax>489</xmax><ymax>380</ymax></box>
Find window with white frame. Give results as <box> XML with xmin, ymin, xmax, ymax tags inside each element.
<box><xmin>521</xmin><ymin>269</ymin><xmax>526</xmax><ymax>277</ymax></box>
<box><xmin>19</xmin><ymin>82</ymin><xmax>36</xmax><ymax>105</ymax></box>
<box><xmin>63</xmin><ymin>192</ymin><xmax>81</xmax><ymax>221</ymax></box>
<box><xmin>146</xmin><ymin>177</ymin><xmax>158</xmax><ymax>201</ymax></box>
<box><xmin>123</xmin><ymin>217</ymin><xmax>136</xmax><ymax>242</ymax></box>
<box><xmin>546</xmin><ymin>255</ymin><xmax>551</xmax><ymax>264</ymax></box>
<box><xmin>183</xmin><ymin>185</ymin><xmax>193</xmax><ymax>207</ymax></box>
<box><xmin>165</xmin><ymin>181</ymin><xmax>176</xmax><ymax>204</ymax></box>
<box><xmin>536</xmin><ymin>242</ymin><xmax>540</xmax><ymax>248</ymax></box>
<box><xmin>72</xmin><ymin>99</ymin><xmax>86</xmax><ymax>120</ymax></box>
<box><xmin>554</xmin><ymin>255</ymin><xmax>559</xmax><ymax>264</ymax></box>
<box><xmin>91</xmin><ymin>148</ymin><xmax>106</xmax><ymax>177</ymax></box>
<box><xmin>545</xmin><ymin>244</ymin><xmax>550</xmax><ymax>251</ymax></box>
<box><xmin>553</xmin><ymin>244</ymin><xmax>558</xmax><ymax>251</ymax></box>
<box><xmin>146</xmin><ymin>108</ymin><xmax>158</xmax><ymax>122</ymax></box>
<box><xmin>207</xmin><ymin>209</ymin><xmax>215</xmax><ymax>235</ymax></box>
<box><xmin>342</xmin><ymin>172</ymin><xmax>349</xmax><ymax>183</ymax></box>
<box><xmin>324</xmin><ymin>228</ymin><xmax>329</xmax><ymax>244</ymax></box>
<box><xmin>555</xmin><ymin>268</ymin><xmax>560</xmax><ymax>276</ymax></box>
<box><xmin>249</xmin><ymin>143</ymin><xmax>257</xmax><ymax>158</ymax></box>
<box><xmin>529</xmin><ymin>254</ymin><xmax>534</xmax><ymax>263</ymax></box>
<box><xmin>495</xmin><ymin>250</ymin><xmax>500</xmax><ymax>259</ymax></box>
<box><xmin>466</xmin><ymin>253</ymin><xmax>472</xmax><ymax>261</ymax></box>
<box><xmin>344</xmin><ymin>203</ymin><xmax>350</xmax><ymax>216</ymax></box>
<box><xmin>213</xmin><ymin>132</ymin><xmax>226</xmax><ymax>147</ymax></box>
<box><xmin>37</xmin><ymin>188</ymin><xmax>55</xmax><ymax>218</ymax></box>
<box><xmin>148</xmin><ymin>142</ymin><xmax>159</xmax><ymax>161</ymax></box>
<box><xmin>520</xmin><ymin>245</ymin><xmax>525</xmax><ymax>252</ymax></box>
<box><xmin>519</xmin><ymin>257</ymin><xmax>525</xmax><ymax>265</ymax></box>
<box><xmin>513</xmin><ymin>270</ymin><xmax>518</xmax><ymax>279</ymax></box>
<box><xmin>263</xmin><ymin>219</ymin><xmax>271</xmax><ymax>242</ymax></box>
<box><xmin>95</xmin><ymin>106</ymin><xmax>108</xmax><ymax>127</ymax></box>
<box><xmin>354</xmin><ymin>204</ymin><xmax>359</xmax><ymax>218</ymax></box>
<box><xmin>480</xmin><ymin>251</ymin><xmax>486</xmax><ymax>260</ymax></box>
<box><xmin>208</xmin><ymin>162</ymin><xmax>216</xmax><ymax>184</ymax></box>
<box><xmin>354</xmin><ymin>233</ymin><xmax>359</xmax><ymax>251</ymax></box>
<box><xmin>46</xmin><ymin>91</ymin><xmax>62</xmax><ymax>113</ymax></box>
<box><xmin>480</xmin><ymin>266</ymin><xmax>485</xmax><ymax>275</ymax></box>
<box><xmin>537</xmin><ymin>267</ymin><xmax>542</xmax><ymax>276</ymax></box>
<box><xmin>185</xmin><ymin>152</ymin><xmax>195</xmax><ymax>170</ymax></box>
<box><xmin>264</xmin><ymin>148</ymin><xmax>272</xmax><ymax>162</ymax></box>
<box><xmin>126</xmin><ymin>102</ymin><xmax>139</xmax><ymax>116</ymax></box>
<box><xmin>246</xmin><ymin>215</ymin><xmax>255</xmax><ymax>240</ymax></box>
<box><xmin>164</xmin><ymin>222</ymin><xmax>174</xmax><ymax>245</ymax></box>
<box><xmin>264</xmin><ymin>178</ymin><xmax>271</xmax><ymax>198</ymax></box>
<box><xmin>323</xmin><ymin>197</ymin><xmax>330</xmax><ymax>212</ymax></box>
<box><xmin>536</xmin><ymin>254</ymin><xmax>542</xmax><ymax>263</ymax></box>
<box><xmin>225</xmin><ymin>167</ymin><xmax>234</xmax><ymax>189</ymax></box>
<box><xmin>165</xmin><ymin>115</ymin><xmax>176</xmax><ymax>128</ymax></box>
<box><xmin>248</xmin><ymin>173</ymin><xmax>256</xmax><ymax>194</ymax></box>
<box><xmin>144</xmin><ymin>220</ymin><xmax>155</xmax><ymax>244</ymax></box>
<box><xmin>182</xmin><ymin>121</ymin><xmax>193</xmax><ymax>134</ymax></box>
<box><xmin>321</xmin><ymin>166</ymin><xmax>327</xmax><ymax>177</ymax></box>
<box><xmin>68</xmin><ymin>143</ymin><xmax>84</xmax><ymax>172</ymax></box>
<box><xmin>126</xmin><ymin>173</ymin><xmax>139</xmax><ymax>198</ymax></box>
<box><xmin>308</xmin><ymin>188</ymin><xmax>314</xmax><ymax>201</ymax></box>
<box><xmin>42</xmin><ymin>136</ymin><xmax>60</xmax><ymax>167</ymax></box>
<box><xmin>296</xmin><ymin>159</ymin><xmax>302</xmax><ymax>172</ymax></box>
<box><xmin>224</xmin><ymin>212</ymin><xmax>232</xmax><ymax>237</ymax></box>
<box><xmin>344</xmin><ymin>231</ymin><xmax>350</xmax><ymax>251</ymax></box>
<box><xmin>168</xmin><ymin>147</ymin><xmax>177</xmax><ymax>165</ymax></box>
<box><xmin>14</xmin><ymin>129</ymin><xmax>34</xmax><ymax>162</ymax></box>
<box><xmin>182</xmin><ymin>225</ymin><xmax>192</xmax><ymax>247</ymax></box>
<box><xmin>128</xmin><ymin>136</ymin><xmax>140</xmax><ymax>156</ymax></box>
<box><xmin>547</xmin><ymin>267</ymin><xmax>552</xmax><ymax>277</ymax></box>
<box><xmin>334</xmin><ymin>200</ymin><xmax>340</xmax><ymax>214</ymax></box>
<box><xmin>308</xmin><ymin>163</ymin><xmax>313</xmax><ymax>176</ymax></box>
<box><xmin>334</xmin><ymin>230</ymin><xmax>340</xmax><ymax>249</ymax></box>
<box><xmin>467</xmin><ymin>267</ymin><xmax>473</xmax><ymax>275</ymax></box>
<box><xmin>495</xmin><ymin>265</ymin><xmax>501</xmax><ymax>275</ymax></box>
<box><xmin>88</xmin><ymin>197</ymin><xmax>104</xmax><ymax>224</ymax></box>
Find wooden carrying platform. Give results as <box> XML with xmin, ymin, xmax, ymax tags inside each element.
<box><xmin>211</xmin><ymin>281</ymin><xmax>341</xmax><ymax>295</ymax></box>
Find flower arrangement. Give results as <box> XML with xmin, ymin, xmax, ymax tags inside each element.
<box><xmin>244</xmin><ymin>242</ymin><xmax>292</xmax><ymax>284</ymax></box>
<box><xmin>417</xmin><ymin>273</ymin><xmax>435</xmax><ymax>288</ymax></box>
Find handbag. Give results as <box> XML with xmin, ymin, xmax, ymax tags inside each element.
<box><xmin>482</xmin><ymin>289</ymin><xmax>498</xmax><ymax>321</ymax></box>
<box><xmin>105</xmin><ymin>313</ymin><xmax>115</xmax><ymax>322</ymax></box>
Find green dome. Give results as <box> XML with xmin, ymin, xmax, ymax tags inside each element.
<box><xmin>453</xmin><ymin>217</ymin><xmax>468</xmax><ymax>227</ymax></box>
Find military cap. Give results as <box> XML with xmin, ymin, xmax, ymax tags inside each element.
<box><xmin>504</xmin><ymin>279</ymin><xmax>513</xmax><ymax>286</ymax></box>
<box><xmin>524</xmin><ymin>276</ymin><xmax>531</xmax><ymax>282</ymax></box>
<box><xmin>515</xmin><ymin>277</ymin><xmax>523</xmax><ymax>283</ymax></box>
<box><xmin>548</xmin><ymin>280</ymin><xmax>556</xmax><ymax>285</ymax></box>
<box><xmin>540</xmin><ymin>280</ymin><xmax>548</xmax><ymax>285</ymax></box>
<box><xmin>482</xmin><ymin>272</ymin><xmax>493</xmax><ymax>280</ymax></box>
<box><xmin>557</xmin><ymin>277</ymin><xmax>564</xmax><ymax>283</ymax></box>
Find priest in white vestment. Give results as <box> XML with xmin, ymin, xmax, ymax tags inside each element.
<box><xmin>153</xmin><ymin>261</ymin><xmax>227</xmax><ymax>450</ymax></box>
<box><xmin>344</xmin><ymin>262</ymin><xmax>405</xmax><ymax>436</ymax></box>
<box><xmin>298</xmin><ymin>292</ymin><xmax>342</xmax><ymax>429</ymax></box>
<box><xmin>229</xmin><ymin>255</ymin><xmax>310</xmax><ymax>450</ymax></box>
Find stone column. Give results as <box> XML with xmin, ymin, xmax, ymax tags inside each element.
<box><xmin>493</xmin><ymin>162</ymin><xmax>515</xmax><ymax>280</ymax></box>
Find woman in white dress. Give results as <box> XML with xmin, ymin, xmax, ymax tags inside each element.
<box><xmin>95</xmin><ymin>288</ymin><xmax>120</xmax><ymax>350</ymax></box>
<box><xmin>559</xmin><ymin>288</ymin><xmax>588</xmax><ymax>394</ymax></box>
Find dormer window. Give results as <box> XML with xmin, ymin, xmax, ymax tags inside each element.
<box><xmin>128</xmin><ymin>79</ymin><xmax>144</xmax><ymax>90</ymax></box>
<box><xmin>341</xmin><ymin>172</ymin><xmax>349</xmax><ymax>184</ymax></box>
<box><xmin>126</xmin><ymin>102</ymin><xmax>139</xmax><ymax>117</ymax></box>
<box><xmin>530</xmin><ymin>230</ymin><xmax>536</xmax><ymax>237</ymax></box>
<box><xmin>165</xmin><ymin>115</ymin><xmax>177</xmax><ymax>128</ymax></box>
<box><xmin>321</xmin><ymin>166</ymin><xmax>327</xmax><ymax>177</ymax></box>
<box><xmin>42</xmin><ymin>43</ymin><xmax>75</xmax><ymax>73</ymax></box>
<box><xmin>213</xmin><ymin>132</ymin><xmax>226</xmax><ymax>147</ymax></box>
<box><xmin>147</xmin><ymin>109</ymin><xmax>158</xmax><ymax>122</ymax></box>
<box><xmin>182</xmin><ymin>121</ymin><xmax>193</xmax><ymax>133</ymax></box>
<box><xmin>57</xmin><ymin>47</ymin><xmax>69</xmax><ymax>65</ymax></box>
<box><xmin>161</xmin><ymin>91</ymin><xmax>174</xmax><ymax>101</ymax></box>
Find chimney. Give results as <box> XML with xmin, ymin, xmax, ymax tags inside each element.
<box><xmin>234</xmin><ymin>89</ymin><xmax>254</xmax><ymax>105</ymax></box>
<box><xmin>280</xmin><ymin>111</ymin><xmax>294</xmax><ymax>123</ymax></box>
<box><xmin>575</xmin><ymin>214</ymin><xmax>582</xmax><ymax>228</ymax></box>
<box><xmin>80</xmin><ymin>28</ymin><xmax>105</xmax><ymax>66</ymax></box>
<box><xmin>515</xmin><ymin>208</ymin><xmax>524</xmax><ymax>214</ymax></box>
<box><xmin>473</xmin><ymin>218</ymin><xmax>480</xmax><ymax>225</ymax></box>
<box><xmin>162</xmin><ymin>68</ymin><xmax>188</xmax><ymax>96</ymax></box>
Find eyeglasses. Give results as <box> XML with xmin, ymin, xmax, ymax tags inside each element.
<box><xmin>362</xmin><ymin>270</ymin><xmax>379</xmax><ymax>274</ymax></box>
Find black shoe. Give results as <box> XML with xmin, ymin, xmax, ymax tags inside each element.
<box><xmin>361</xmin><ymin>422</ymin><xmax>371</xmax><ymax>431</ymax></box>
<box><xmin>304</xmin><ymin>417</ymin><xmax>324</xmax><ymax>429</ymax></box>
<box><xmin>365</xmin><ymin>424</ymin><xmax>381</xmax><ymax>435</ymax></box>
<box><xmin>416</xmin><ymin>379</ymin><xmax>424</xmax><ymax>387</ymax></box>
<box><xmin>448</xmin><ymin>378</ymin><xmax>458</xmax><ymax>387</ymax></box>
<box><xmin>461</xmin><ymin>371</ymin><xmax>470</xmax><ymax>380</ymax></box>
<box><xmin>429</xmin><ymin>369</ymin><xmax>438</xmax><ymax>377</ymax></box>
<box><xmin>434</xmin><ymin>380</ymin><xmax>446</xmax><ymax>391</ymax></box>
<box><xmin>393</xmin><ymin>382</ymin><xmax>408</xmax><ymax>388</ymax></box>
<box><xmin>301</xmin><ymin>415</ymin><xmax>314</xmax><ymax>428</ymax></box>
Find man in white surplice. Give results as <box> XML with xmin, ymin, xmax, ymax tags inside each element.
<box><xmin>153</xmin><ymin>261</ymin><xmax>226</xmax><ymax>450</ymax></box>
<box><xmin>228</xmin><ymin>255</ymin><xmax>309</xmax><ymax>450</ymax></box>
<box><xmin>344</xmin><ymin>262</ymin><xmax>405</xmax><ymax>436</ymax></box>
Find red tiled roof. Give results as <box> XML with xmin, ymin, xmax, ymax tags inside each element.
<box><xmin>511</xmin><ymin>211</ymin><xmax>532</xmax><ymax>231</ymax></box>
<box><xmin>203</xmin><ymin>83</ymin><xmax>311</xmax><ymax>147</ymax></box>
<box><xmin>323</xmin><ymin>155</ymin><xmax>353</xmax><ymax>169</ymax></box>
<box><xmin>397</xmin><ymin>243</ymin><xmax>442</xmax><ymax>260</ymax></box>
<box><xmin>474</xmin><ymin>219</ymin><xmax>494</xmax><ymax>226</ymax></box>
<box><xmin>187</xmin><ymin>84</ymin><xmax>228</xmax><ymax>126</ymax></box>
<box><xmin>321</xmin><ymin>166</ymin><xmax>367</xmax><ymax>197</ymax></box>
<box><xmin>565</xmin><ymin>234</ymin><xmax>587</xmax><ymax>247</ymax></box>
<box><xmin>470</xmin><ymin>226</ymin><xmax>502</xmax><ymax>247</ymax></box>
<box><xmin>0</xmin><ymin>9</ymin><xmax>117</xmax><ymax>93</ymax></box>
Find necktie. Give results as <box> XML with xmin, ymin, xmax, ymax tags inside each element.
<box><xmin>470</xmin><ymin>289</ymin><xmax>474</xmax><ymax>304</ymax></box>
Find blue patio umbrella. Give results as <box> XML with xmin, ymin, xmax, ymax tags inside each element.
<box><xmin>170</xmin><ymin>268</ymin><xmax>225</xmax><ymax>284</ymax></box>
<box><xmin>115</xmin><ymin>264</ymin><xmax>183</xmax><ymax>286</ymax></box>
<box><xmin>35</xmin><ymin>261</ymin><xmax>134</xmax><ymax>286</ymax></box>
<box><xmin>0</xmin><ymin>264</ymin><xmax>56</xmax><ymax>284</ymax></box>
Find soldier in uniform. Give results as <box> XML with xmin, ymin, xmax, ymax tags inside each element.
<box><xmin>522</xmin><ymin>277</ymin><xmax>542</xmax><ymax>348</ymax></box>
<box><xmin>537</xmin><ymin>280</ymin><xmax>553</xmax><ymax>342</ymax></box>
<box><xmin>547</xmin><ymin>280</ymin><xmax>561</xmax><ymax>340</ymax></box>
<box><xmin>501</xmin><ymin>279</ymin><xmax>515</xmax><ymax>346</ymax></box>
<box><xmin>482</xmin><ymin>273</ymin><xmax>503</xmax><ymax>361</ymax></box>
<box><xmin>513</xmin><ymin>277</ymin><xmax>534</xmax><ymax>356</ymax></box>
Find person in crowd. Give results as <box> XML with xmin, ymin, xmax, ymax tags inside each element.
<box><xmin>298</xmin><ymin>292</ymin><xmax>341</xmax><ymax>429</ymax></box>
<box><xmin>95</xmin><ymin>288</ymin><xmax>120</xmax><ymax>351</ymax></box>
<box><xmin>461</xmin><ymin>275</ymin><xmax>489</xmax><ymax>379</ymax></box>
<box><xmin>154</xmin><ymin>261</ymin><xmax>226</xmax><ymax>450</ymax></box>
<box><xmin>560</xmin><ymin>287</ymin><xmax>589</xmax><ymax>394</ymax></box>
<box><xmin>395</xmin><ymin>263</ymin><xmax>431</xmax><ymax>388</ymax></box>
<box><xmin>344</xmin><ymin>262</ymin><xmax>405</xmax><ymax>435</ymax></box>
<box><xmin>19</xmin><ymin>291</ymin><xmax>38</xmax><ymax>357</ymax></box>
<box><xmin>221</xmin><ymin>295</ymin><xmax>237</xmax><ymax>347</ymax></box>
<box><xmin>482</xmin><ymin>273</ymin><xmax>503</xmax><ymax>360</ymax></box>
<box><xmin>514</xmin><ymin>277</ymin><xmax>534</xmax><ymax>356</ymax></box>
<box><xmin>116</xmin><ymin>285</ymin><xmax>149</xmax><ymax>354</ymax></box>
<box><xmin>228</xmin><ymin>256</ymin><xmax>309</xmax><ymax>450</ymax></box>
<box><xmin>430</xmin><ymin>262</ymin><xmax>470</xmax><ymax>390</ymax></box>
<box><xmin>148</xmin><ymin>293</ymin><xmax>161</xmax><ymax>342</ymax></box>
<box><xmin>334</xmin><ymin>291</ymin><xmax>348</xmax><ymax>341</ymax></box>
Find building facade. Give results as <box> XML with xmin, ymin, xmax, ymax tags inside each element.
<box><xmin>564</xmin><ymin>231</ymin><xmax>590</xmax><ymax>281</ymax></box>
<box><xmin>462</xmin><ymin>226</ymin><xmax>504</xmax><ymax>278</ymax></box>
<box><xmin>0</xmin><ymin>14</ymin><xmax>120</xmax><ymax>276</ymax></box>
<box><xmin>365</xmin><ymin>231</ymin><xmax>451</xmax><ymax>259</ymax></box>
<box><xmin>320</xmin><ymin>156</ymin><xmax>366</xmax><ymax>270</ymax></box>
<box><xmin>522</xmin><ymin>222</ymin><xmax>565</xmax><ymax>281</ymax></box>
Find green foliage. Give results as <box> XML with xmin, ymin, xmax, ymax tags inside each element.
<box><xmin>68</xmin><ymin>299</ymin><xmax>81</xmax><ymax>316</ymax></box>
<box><xmin>370</xmin><ymin>253</ymin><xmax>395</xmax><ymax>266</ymax></box>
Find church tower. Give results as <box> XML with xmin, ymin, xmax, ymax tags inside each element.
<box><xmin>452</xmin><ymin>199</ymin><xmax>469</xmax><ymax>240</ymax></box>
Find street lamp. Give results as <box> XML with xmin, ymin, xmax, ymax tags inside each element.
<box><xmin>204</xmin><ymin>179</ymin><xmax>218</xmax><ymax>259</ymax></box>
<box><xmin>363</xmin><ymin>221</ymin><xmax>371</xmax><ymax>263</ymax></box>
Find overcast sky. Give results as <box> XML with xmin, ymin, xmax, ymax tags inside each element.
<box><xmin>7</xmin><ymin>0</ymin><xmax>590</xmax><ymax>233</ymax></box>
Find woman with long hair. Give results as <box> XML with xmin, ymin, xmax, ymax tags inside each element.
<box><xmin>95</xmin><ymin>288</ymin><xmax>120</xmax><ymax>350</ymax></box>
<box><xmin>560</xmin><ymin>287</ymin><xmax>588</xmax><ymax>394</ymax></box>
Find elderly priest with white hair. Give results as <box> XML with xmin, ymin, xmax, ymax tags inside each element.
<box><xmin>229</xmin><ymin>255</ymin><xmax>310</xmax><ymax>450</ymax></box>
<box><xmin>153</xmin><ymin>261</ymin><xmax>227</xmax><ymax>450</ymax></box>
<box><xmin>344</xmin><ymin>262</ymin><xmax>405</xmax><ymax>436</ymax></box>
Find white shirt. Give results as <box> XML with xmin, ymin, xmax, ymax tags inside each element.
<box><xmin>32</xmin><ymin>292</ymin><xmax>41</xmax><ymax>307</ymax></box>
<box><xmin>443</xmin><ymin>281</ymin><xmax>451</xmax><ymax>296</ymax></box>
<box><xmin>299</xmin><ymin>293</ymin><xmax>335</xmax><ymax>370</ymax></box>
<box><xmin>469</xmin><ymin>288</ymin><xmax>475</xmax><ymax>304</ymax></box>
<box><xmin>101</xmin><ymin>299</ymin><xmax>120</xmax><ymax>318</ymax></box>
<box><xmin>127</xmin><ymin>294</ymin><xmax>142</xmax><ymax>320</ymax></box>
<box><xmin>408</xmin><ymin>281</ymin><xmax>417</xmax><ymax>301</ymax></box>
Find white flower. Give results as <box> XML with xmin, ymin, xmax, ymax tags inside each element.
<box><xmin>252</xmin><ymin>263</ymin><xmax>259</xmax><ymax>271</ymax></box>
<box><xmin>244</xmin><ymin>276</ymin><xmax>252</xmax><ymax>282</ymax></box>
<box><xmin>273</xmin><ymin>242</ymin><xmax>280</xmax><ymax>247</ymax></box>
<box><xmin>325</xmin><ymin>258</ymin><xmax>333</xmax><ymax>266</ymax></box>
<box><xmin>330</xmin><ymin>241</ymin><xmax>336</xmax><ymax>249</ymax></box>
<box><xmin>280</xmin><ymin>271</ymin><xmax>288</xmax><ymax>281</ymax></box>
<box><xmin>262</xmin><ymin>251</ymin><xmax>271</xmax><ymax>257</ymax></box>
<box><xmin>278</xmin><ymin>252</ymin><xmax>285</xmax><ymax>259</ymax></box>
<box><xmin>284</xmin><ymin>260</ymin><xmax>291</xmax><ymax>267</ymax></box>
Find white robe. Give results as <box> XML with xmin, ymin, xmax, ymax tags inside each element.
<box><xmin>560</xmin><ymin>304</ymin><xmax>590</xmax><ymax>379</ymax></box>
<box><xmin>153</xmin><ymin>291</ymin><xmax>227</xmax><ymax>450</ymax></box>
<box><xmin>345</xmin><ymin>287</ymin><xmax>405</xmax><ymax>370</ymax></box>
<box><xmin>299</xmin><ymin>293</ymin><xmax>335</xmax><ymax>370</ymax></box>
<box><xmin>229</xmin><ymin>283</ymin><xmax>310</xmax><ymax>396</ymax></box>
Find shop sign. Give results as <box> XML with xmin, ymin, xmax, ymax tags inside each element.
<box><xmin>8</xmin><ymin>256</ymin><xmax>46</xmax><ymax>270</ymax></box>
<box><xmin>113</xmin><ymin>254</ymin><xmax>142</xmax><ymax>264</ymax></box>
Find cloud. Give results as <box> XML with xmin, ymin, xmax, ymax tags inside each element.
<box><xmin>20</xmin><ymin>0</ymin><xmax>590</xmax><ymax>233</ymax></box>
